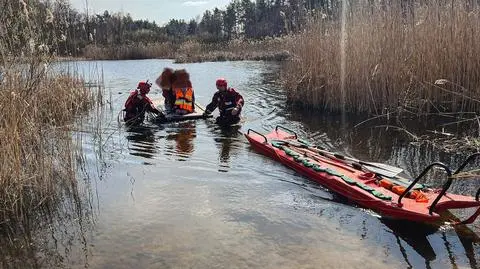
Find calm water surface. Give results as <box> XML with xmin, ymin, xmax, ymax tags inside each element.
<box><xmin>57</xmin><ymin>59</ymin><xmax>479</xmax><ymax>269</ymax></box>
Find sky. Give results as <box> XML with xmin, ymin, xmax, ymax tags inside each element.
<box><xmin>70</xmin><ymin>0</ymin><xmax>232</xmax><ymax>25</ymax></box>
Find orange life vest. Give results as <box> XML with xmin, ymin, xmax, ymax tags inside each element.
<box><xmin>379</xmin><ymin>179</ymin><xmax>429</xmax><ymax>203</ymax></box>
<box><xmin>173</xmin><ymin>87</ymin><xmax>194</xmax><ymax>112</ymax></box>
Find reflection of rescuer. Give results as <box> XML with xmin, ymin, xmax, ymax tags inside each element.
<box><xmin>175</xmin><ymin>122</ymin><xmax>195</xmax><ymax>155</ymax></box>
<box><xmin>204</xmin><ymin>78</ymin><xmax>244</xmax><ymax>126</ymax></box>
<box><xmin>123</xmin><ymin>81</ymin><xmax>162</xmax><ymax>124</ymax></box>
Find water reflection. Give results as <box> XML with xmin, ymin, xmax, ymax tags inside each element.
<box><xmin>125</xmin><ymin>125</ymin><xmax>160</xmax><ymax>159</ymax></box>
<box><xmin>218</xmin><ymin>125</ymin><xmax>242</xmax><ymax>162</ymax></box>
<box><xmin>207</xmin><ymin>123</ymin><xmax>242</xmax><ymax>172</ymax></box>
<box><xmin>454</xmin><ymin>225</ymin><xmax>480</xmax><ymax>269</ymax></box>
<box><xmin>40</xmin><ymin>59</ymin><xmax>480</xmax><ymax>269</ymax></box>
<box><xmin>382</xmin><ymin>219</ymin><xmax>438</xmax><ymax>264</ymax></box>
<box><xmin>0</xmin><ymin>165</ymin><xmax>94</xmax><ymax>269</ymax></box>
<box><xmin>165</xmin><ymin>121</ymin><xmax>197</xmax><ymax>160</ymax></box>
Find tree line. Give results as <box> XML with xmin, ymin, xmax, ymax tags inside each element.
<box><xmin>2</xmin><ymin>0</ymin><xmax>479</xmax><ymax>58</ymax></box>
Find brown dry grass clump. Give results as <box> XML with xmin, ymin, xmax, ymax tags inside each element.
<box><xmin>175</xmin><ymin>37</ymin><xmax>292</xmax><ymax>63</ymax></box>
<box><xmin>0</xmin><ymin>64</ymin><xmax>100</xmax><ymax>267</ymax></box>
<box><xmin>82</xmin><ymin>37</ymin><xmax>293</xmax><ymax>62</ymax></box>
<box><xmin>0</xmin><ymin>69</ymin><xmax>96</xmax><ymax>221</ymax></box>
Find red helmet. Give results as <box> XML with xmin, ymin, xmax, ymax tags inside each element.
<box><xmin>216</xmin><ymin>78</ymin><xmax>227</xmax><ymax>88</ymax></box>
<box><xmin>137</xmin><ymin>81</ymin><xmax>151</xmax><ymax>94</ymax></box>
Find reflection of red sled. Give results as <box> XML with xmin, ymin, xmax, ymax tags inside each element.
<box><xmin>245</xmin><ymin>125</ymin><xmax>480</xmax><ymax>224</ymax></box>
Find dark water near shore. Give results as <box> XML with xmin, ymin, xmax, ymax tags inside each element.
<box><xmin>5</xmin><ymin>59</ymin><xmax>479</xmax><ymax>269</ymax></box>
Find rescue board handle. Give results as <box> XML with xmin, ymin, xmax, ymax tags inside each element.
<box><xmin>398</xmin><ymin>162</ymin><xmax>452</xmax><ymax>215</ymax></box>
<box><xmin>275</xmin><ymin>125</ymin><xmax>297</xmax><ymax>139</ymax></box>
<box><xmin>247</xmin><ymin>129</ymin><xmax>267</xmax><ymax>143</ymax></box>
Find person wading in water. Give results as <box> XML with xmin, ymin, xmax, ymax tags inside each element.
<box><xmin>204</xmin><ymin>78</ymin><xmax>244</xmax><ymax>126</ymax></box>
<box><xmin>123</xmin><ymin>81</ymin><xmax>162</xmax><ymax>125</ymax></box>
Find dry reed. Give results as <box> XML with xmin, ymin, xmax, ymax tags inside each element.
<box><xmin>0</xmin><ymin>70</ymin><xmax>97</xmax><ymax>217</ymax></box>
<box><xmin>175</xmin><ymin>37</ymin><xmax>293</xmax><ymax>63</ymax></box>
<box><xmin>0</xmin><ymin>64</ymin><xmax>100</xmax><ymax>267</ymax></box>
<box><xmin>82</xmin><ymin>42</ymin><xmax>176</xmax><ymax>60</ymax></box>
<box><xmin>0</xmin><ymin>0</ymin><xmax>92</xmax><ymax>222</ymax></box>
<box><xmin>82</xmin><ymin>37</ymin><xmax>293</xmax><ymax>62</ymax></box>
<box><xmin>283</xmin><ymin>1</ymin><xmax>480</xmax><ymax>117</ymax></box>
<box><xmin>0</xmin><ymin>1</ymin><xmax>101</xmax><ymax>265</ymax></box>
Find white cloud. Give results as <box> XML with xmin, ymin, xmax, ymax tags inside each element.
<box><xmin>182</xmin><ymin>1</ymin><xmax>208</xmax><ymax>6</ymax></box>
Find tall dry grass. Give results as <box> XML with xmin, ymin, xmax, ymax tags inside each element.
<box><xmin>0</xmin><ymin>0</ymin><xmax>102</xmax><ymax>267</ymax></box>
<box><xmin>0</xmin><ymin>69</ymin><xmax>96</xmax><ymax>216</ymax></box>
<box><xmin>82</xmin><ymin>37</ymin><xmax>293</xmax><ymax>62</ymax></box>
<box><xmin>0</xmin><ymin>65</ymin><xmax>99</xmax><ymax>266</ymax></box>
<box><xmin>0</xmin><ymin>67</ymin><xmax>101</xmax><ymax>268</ymax></box>
<box><xmin>283</xmin><ymin>1</ymin><xmax>480</xmax><ymax>116</ymax></box>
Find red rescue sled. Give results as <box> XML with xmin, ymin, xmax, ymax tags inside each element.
<box><xmin>245</xmin><ymin>125</ymin><xmax>480</xmax><ymax>224</ymax></box>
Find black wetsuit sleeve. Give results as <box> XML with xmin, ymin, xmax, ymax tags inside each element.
<box><xmin>205</xmin><ymin>92</ymin><xmax>219</xmax><ymax>112</ymax></box>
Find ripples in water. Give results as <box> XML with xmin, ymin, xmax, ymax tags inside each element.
<box><xmin>17</xmin><ymin>59</ymin><xmax>479</xmax><ymax>269</ymax></box>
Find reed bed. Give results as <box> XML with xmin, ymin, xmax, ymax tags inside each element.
<box><xmin>82</xmin><ymin>37</ymin><xmax>292</xmax><ymax>62</ymax></box>
<box><xmin>0</xmin><ymin>64</ymin><xmax>100</xmax><ymax>267</ymax></box>
<box><xmin>0</xmin><ymin>0</ymin><xmax>103</xmax><ymax>267</ymax></box>
<box><xmin>283</xmin><ymin>1</ymin><xmax>480</xmax><ymax>117</ymax></box>
<box><xmin>82</xmin><ymin>42</ymin><xmax>176</xmax><ymax>60</ymax></box>
<box><xmin>175</xmin><ymin>37</ymin><xmax>292</xmax><ymax>63</ymax></box>
<box><xmin>0</xmin><ymin>70</ymin><xmax>97</xmax><ymax>202</ymax></box>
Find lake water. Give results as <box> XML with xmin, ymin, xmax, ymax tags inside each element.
<box><xmin>17</xmin><ymin>59</ymin><xmax>480</xmax><ymax>268</ymax></box>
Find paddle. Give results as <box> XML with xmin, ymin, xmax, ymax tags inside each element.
<box><xmin>280</xmin><ymin>140</ymin><xmax>428</xmax><ymax>190</ymax></box>
<box><xmin>194</xmin><ymin>103</ymin><xmax>207</xmax><ymax>114</ymax></box>
<box><xmin>272</xmin><ymin>139</ymin><xmax>403</xmax><ymax>178</ymax></box>
<box><xmin>312</xmin><ymin>147</ymin><xmax>403</xmax><ymax>177</ymax></box>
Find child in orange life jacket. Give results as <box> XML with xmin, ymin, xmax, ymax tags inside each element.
<box><xmin>155</xmin><ymin>67</ymin><xmax>175</xmax><ymax>112</ymax></box>
<box><xmin>204</xmin><ymin>78</ymin><xmax>244</xmax><ymax>126</ymax></box>
<box><xmin>123</xmin><ymin>81</ymin><xmax>162</xmax><ymax>124</ymax></box>
<box><xmin>171</xmin><ymin>69</ymin><xmax>195</xmax><ymax>115</ymax></box>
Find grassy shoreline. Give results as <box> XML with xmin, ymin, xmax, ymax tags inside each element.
<box><xmin>0</xmin><ymin>61</ymin><xmax>102</xmax><ymax>268</ymax></box>
<box><xmin>1</xmin><ymin>1</ymin><xmax>104</xmax><ymax>266</ymax></box>
<box><xmin>76</xmin><ymin>37</ymin><xmax>293</xmax><ymax>63</ymax></box>
<box><xmin>75</xmin><ymin>1</ymin><xmax>480</xmax><ymax>121</ymax></box>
